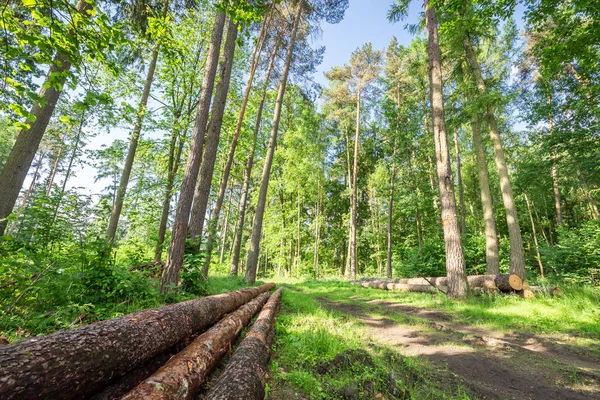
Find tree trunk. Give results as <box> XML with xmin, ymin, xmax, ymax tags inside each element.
<box><xmin>453</xmin><ymin>126</ymin><xmax>467</xmax><ymax>236</ymax></box>
<box><xmin>106</xmin><ymin>0</ymin><xmax>168</xmax><ymax>242</ymax></box>
<box><xmin>200</xmin><ymin>15</ymin><xmax>272</xmax><ymax>272</ymax></box>
<box><xmin>387</xmin><ymin>140</ymin><xmax>397</xmax><ymax>278</ymax></box>
<box><xmin>547</xmin><ymin>95</ymin><xmax>563</xmax><ymax>225</ymax></box>
<box><xmin>425</xmin><ymin>0</ymin><xmax>468</xmax><ymax>298</ymax></box>
<box><xmin>189</xmin><ymin>19</ymin><xmax>239</xmax><ymax>261</ymax></box>
<box><xmin>0</xmin><ymin>0</ymin><xmax>91</xmax><ymax>236</ymax></box>
<box><xmin>245</xmin><ymin>0</ymin><xmax>304</xmax><ymax>284</ymax></box>
<box><xmin>349</xmin><ymin>91</ymin><xmax>361</xmax><ymax>280</ymax></box>
<box><xmin>471</xmin><ymin>115</ymin><xmax>500</xmax><ymax>274</ymax></box>
<box><xmin>204</xmin><ymin>288</ymin><xmax>283</xmax><ymax>400</ymax></box>
<box><xmin>0</xmin><ymin>284</ymin><xmax>274</xmax><ymax>400</ymax></box>
<box><xmin>230</xmin><ymin>37</ymin><xmax>280</xmax><ymax>275</ymax></box>
<box><xmin>122</xmin><ymin>293</ymin><xmax>271</xmax><ymax>400</ymax></box>
<box><xmin>219</xmin><ymin>186</ymin><xmax>234</xmax><ymax>264</ymax></box>
<box><xmin>45</xmin><ymin>132</ymin><xmax>67</xmax><ymax>197</ymax></box>
<box><xmin>464</xmin><ymin>37</ymin><xmax>526</xmax><ymax>280</ymax></box>
<box><xmin>579</xmin><ymin>172</ymin><xmax>600</xmax><ymax>221</ymax></box>
<box><xmin>160</xmin><ymin>12</ymin><xmax>226</xmax><ymax>293</ymax></box>
<box><xmin>154</xmin><ymin>120</ymin><xmax>186</xmax><ymax>263</ymax></box>
<box><xmin>524</xmin><ymin>193</ymin><xmax>544</xmax><ymax>278</ymax></box>
<box><xmin>8</xmin><ymin>151</ymin><xmax>45</xmax><ymax>235</ymax></box>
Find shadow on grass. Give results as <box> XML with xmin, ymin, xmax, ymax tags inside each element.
<box><xmin>268</xmin><ymin>286</ymin><xmax>472</xmax><ymax>399</ymax></box>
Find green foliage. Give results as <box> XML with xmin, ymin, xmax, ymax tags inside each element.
<box><xmin>540</xmin><ymin>222</ymin><xmax>600</xmax><ymax>283</ymax></box>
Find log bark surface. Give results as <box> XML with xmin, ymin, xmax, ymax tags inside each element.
<box><xmin>204</xmin><ymin>288</ymin><xmax>283</xmax><ymax>400</ymax></box>
<box><xmin>355</xmin><ymin>274</ymin><xmax>522</xmax><ymax>292</ymax></box>
<box><xmin>123</xmin><ymin>292</ymin><xmax>271</xmax><ymax>400</ymax></box>
<box><xmin>0</xmin><ymin>283</ymin><xmax>275</xmax><ymax>400</ymax></box>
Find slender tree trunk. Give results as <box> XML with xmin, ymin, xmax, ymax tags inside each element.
<box><xmin>230</xmin><ymin>37</ymin><xmax>279</xmax><ymax>275</ymax></box>
<box><xmin>453</xmin><ymin>127</ymin><xmax>467</xmax><ymax>236</ymax></box>
<box><xmin>161</xmin><ymin>12</ymin><xmax>226</xmax><ymax>293</ymax></box>
<box><xmin>314</xmin><ymin>179</ymin><xmax>321</xmax><ymax>278</ymax></box>
<box><xmin>464</xmin><ymin>37</ymin><xmax>526</xmax><ymax>280</ymax></box>
<box><xmin>219</xmin><ymin>186</ymin><xmax>234</xmax><ymax>264</ymax></box>
<box><xmin>0</xmin><ymin>0</ymin><xmax>91</xmax><ymax>235</ymax></box>
<box><xmin>548</xmin><ymin>95</ymin><xmax>563</xmax><ymax>225</ymax></box>
<box><xmin>295</xmin><ymin>184</ymin><xmax>301</xmax><ymax>267</ymax></box>
<box><xmin>471</xmin><ymin>115</ymin><xmax>500</xmax><ymax>274</ymax></box>
<box><xmin>244</xmin><ymin>0</ymin><xmax>303</xmax><ymax>284</ymax></box>
<box><xmin>106</xmin><ymin>0</ymin><xmax>168</xmax><ymax>242</ymax></box>
<box><xmin>46</xmin><ymin>132</ymin><xmax>67</xmax><ymax>197</ymax></box>
<box><xmin>416</xmin><ymin>205</ymin><xmax>423</xmax><ymax>261</ymax></box>
<box><xmin>387</xmin><ymin>140</ymin><xmax>397</xmax><ymax>278</ymax></box>
<box><xmin>189</xmin><ymin>19</ymin><xmax>239</xmax><ymax>264</ymax></box>
<box><xmin>154</xmin><ymin>120</ymin><xmax>186</xmax><ymax>263</ymax></box>
<box><xmin>8</xmin><ymin>151</ymin><xmax>45</xmax><ymax>235</ymax></box>
<box><xmin>579</xmin><ymin>172</ymin><xmax>600</xmax><ymax>221</ymax></box>
<box><xmin>349</xmin><ymin>91</ymin><xmax>361</xmax><ymax>280</ymax></box>
<box><xmin>524</xmin><ymin>193</ymin><xmax>544</xmax><ymax>278</ymax></box>
<box><xmin>425</xmin><ymin>0</ymin><xmax>468</xmax><ymax>298</ymax></box>
<box><xmin>51</xmin><ymin>112</ymin><xmax>86</xmax><ymax>225</ymax></box>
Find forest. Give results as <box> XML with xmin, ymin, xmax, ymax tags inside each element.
<box><xmin>0</xmin><ymin>0</ymin><xmax>599</xmax><ymax>398</ymax></box>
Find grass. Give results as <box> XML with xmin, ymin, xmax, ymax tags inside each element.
<box><xmin>276</xmin><ymin>278</ymin><xmax>600</xmax><ymax>337</ymax></box>
<box><xmin>3</xmin><ymin>272</ymin><xmax>598</xmax><ymax>398</ymax></box>
<box><xmin>268</xmin><ymin>284</ymin><xmax>472</xmax><ymax>399</ymax></box>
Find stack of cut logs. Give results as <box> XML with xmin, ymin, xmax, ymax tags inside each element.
<box><xmin>353</xmin><ymin>275</ymin><xmax>560</xmax><ymax>297</ymax></box>
<box><xmin>0</xmin><ymin>284</ymin><xmax>283</xmax><ymax>400</ymax></box>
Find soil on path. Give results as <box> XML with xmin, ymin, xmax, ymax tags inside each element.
<box><xmin>319</xmin><ymin>296</ymin><xmax>600</xmax><ymax>400</ymax></box>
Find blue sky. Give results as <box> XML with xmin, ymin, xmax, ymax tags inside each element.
<box><xmin>312</xmin><ymin>0</ymin><xmax>423</xmax><ymax>87</ymax></box>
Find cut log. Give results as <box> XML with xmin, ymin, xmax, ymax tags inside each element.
<box><xmin>530</xmin><ymin>285</ymin><xmax>561</xmax><ymax>296</ymax></box>
<box><xmin>123</xmin><ymin>292</ymin><xmax>271</xmax><ymax>400</ymax></box>
<box><xmin>0</xmin><ymin>283</ymin><xmax>275</xmax><ymax>400</ymax></box>
<box><xmin>353</xmin><ymin>274</ymin><xmax>522</xmax><ymax>293</ymax></box>
<box><xmin>89</xmin><ymin>332</ymin><xmax>202</xmax><ymax>400</ymax></box>
<box><xmin>204</xmin><ymin>288</ymin><xmax>283</xmax><ymax>400</ymax></box>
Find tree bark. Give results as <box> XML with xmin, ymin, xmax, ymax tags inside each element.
<box><xmin>471</xmin><ymin>115</ymin><xmax>500</xmax><ymax>274</ymax></box>
<box><xmin>219</xmin><ymin>186</ymin><xmax>234</xmax><ymax>264</ymax></box>
<box><xmin>189</xmin><ymin>18</ymin><xmax>239</xmax><ymax>258</ymax></box>
<box><xmin>524</xmin><ymin>193</ymin><xmax>544</xmax><ymax>278</ymax></box>
<box><xmin>45</xmin><ymin>132</ymin><xmax>67</xmax><ymax>197</ymax></box>
<box><xmin>349</xmin><ymin>90</ymin><xmax>361</xmax><ymax>280</ymax></box>
<box><xmin>245</xmin><ymin>0</ymin><xmax>304</xmax><ymax>284</ymax></box>
<box><xmin>8</xmin><ymin>151</ymin><xmax>45</xmax><ymax>235</ymax></box>
<box><xmin>356</xmin><ymin>273</ymin><xmax>522</xmax><ymax>292</ymax></box>
<box><xmin>204</xmin><ymin>288</ymin><xmax>283</xmax><ymax>400</ymax></box>
<box><xmin>387</xmin><ymin>140</ymin><xmax>397</xmax><ymax>278</ymax></box>
<box><xmin>0</xmin><ymin>283</ymin><xmax>274</xmax><ymax>399</ymax></box>
<box><xmin>154</xmin><ymin>120</ymin><xmax>186</xmax><ymax>263</ymax></box>
<box><xmin>0</xmin><ymin>0</ymin><xmax>91</xmax><ymax>236</ymax></box>
<box><xmin>230</xmin><ymin>37</ymin><xmax>280</xmax><ymax>276</ymax></box>
<box><xmin>160</xmin><ymin>12</ymin><xmax>226</xmax><ymax>293</ymax></box>
<box><xmin>106</xmin><ymin>0</ymin><xmax>168</xmax><ymax>242</ymax></box>
<box><xmin>122</xmin><ymin>293</ymin><xmax>271</xmax><ymax>400</ymax></box>
<box><xmin>425</xmin><ymin>0</ymin><xmax>468</xmax><ymax>298</ymax></box>
<box><xmin>464</xmin><ymin>37</ymin><xmax>526</xmax><ymax>280</ymax></box>
<box><xmin>200</xmin><ymin>15</ymin><xmax>272</xmax><ymax>272</ymax></box>
<box><xmin>453</xmin><ymin>126</ymin><xmax>467</xmax><ymax>236</ymax></box>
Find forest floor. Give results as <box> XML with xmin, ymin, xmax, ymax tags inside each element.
<box><xmin>266</xmin><ymin>280</ymin><xmax>600</xmax><ymax>399</ymax></box>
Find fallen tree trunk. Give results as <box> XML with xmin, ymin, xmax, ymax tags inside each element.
<box><xmin>530</xmin><ymin>285</ymin><xmax>561</xmax><ymax>296</ymax></box>
<box><xmin>354</xmin><ymin>274</ymin><xmax>522</xmax><ymax>293</ymax></box>
<box><xmin>204</xmin><ymin>288</ymin><xmax>283</xmax><ymax>400</ymax></box>
<box><xmin>123</xmin><ymin>292</ymin><xmax>271</xmax><ymax>400</ymax></box>
<box><xmin>0</xmin><ymin>283</ymin><xmax>275</xmax><ymax>400</ymax></box>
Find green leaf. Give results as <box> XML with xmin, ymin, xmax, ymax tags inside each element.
<box><xmin>22</xmin><ymin>0</ymin><xmax>36</xmax><ymax>7</ymax></box>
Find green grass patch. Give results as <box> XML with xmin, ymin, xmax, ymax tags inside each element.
<box><xmin>268</xmin><ymin>286</ymin><xmax>472</xmax><ymax>399</ymax></box>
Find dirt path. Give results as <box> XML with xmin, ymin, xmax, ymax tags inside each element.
<box><xmin>319</xmin><ymin>296</ymin><xmax>600</xmax><ymax>400</ymax></box>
